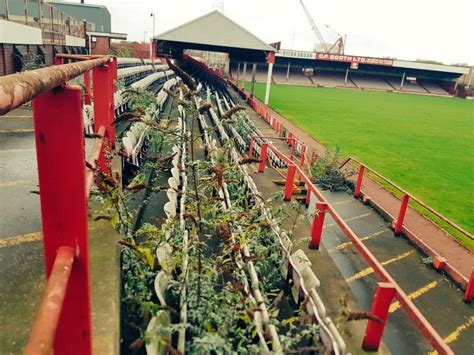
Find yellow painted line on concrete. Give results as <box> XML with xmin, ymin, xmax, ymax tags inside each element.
<box><xmin>0</xmin><ymin>115</ymin><xmax>33</xmax><ymax>118</ymax></box>
<box><xmin>346</xmin><ymin>250</ymin><xmax>415</xmax><ymax>282</ymax></box>
<box><xmin>0</xmin><ymin>148</ymin><xmax>35</xmax><ymax>153</ymax></box>
<box><xmin>0</xmin><ymin>232</ymin><xmax>42</xmax><ymax>248</ymax></box>
<box><xmin>0</xmin><ymin>223</ymin><xmax>101</xmax><ymax>249</ymax></box>
<box><xmin>389</xmin><ymin>281</ymin><xmax>438</xmax><ymax>313</ymax></box>
<box><xmin>335</xmin><ymin>229</ymin><xmax>387</xmax><ymax>251</ymax></box>
<box><xmin>0</xmin><ymin>129</ymin><xmax>34</xmax><ymax>133</ymax></box>
<box><xmin>0</xmin><ymin>180</ymin><xmax>35</xmax><ymax>188</ymax></box>
<box><xmin>428</xmin><ymin>316</ymin><xmax>474</xmax><ymax>354</ymax></box>
<box><xmin>331</xmin><ymin>198</ymin><xmax>355</xmax><ymax>206</ymax></box>
<box><xmin>325</xmin><ymin>212</ymin><xmax>371</xmax><ymax>228</ymax></box>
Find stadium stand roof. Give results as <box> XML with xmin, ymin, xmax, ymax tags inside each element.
<box><xmin>154</xmin><ymin>10</ymin><xmax>275</xmax><ymax>62</ymax></box>
<box><xmin>267</xmin><ymin>49</ymin><xmax>470</xmax><ymax>85</ymax></box>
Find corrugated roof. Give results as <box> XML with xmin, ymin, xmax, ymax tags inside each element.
<box><xmin>155</xmin><ymin>10</ymin><xmax>275</xmax><ymax>52</ymax></box>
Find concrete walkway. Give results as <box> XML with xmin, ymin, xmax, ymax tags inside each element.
<box><xmin>235</xmin><ymin>92</ymin><xmax>474</xmax><ymax>354</ymax></box>
<box><xmin>0</xmin><ymin>107</ymin><xmax>120</xmax><ymax>354</ymax></box>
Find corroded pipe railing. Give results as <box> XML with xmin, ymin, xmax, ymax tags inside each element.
<box><xmin>0</xmin><ymin>56</ymin><xmax>111</xmax><ymax>115</ymax></box>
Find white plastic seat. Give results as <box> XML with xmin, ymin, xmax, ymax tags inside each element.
<box><xmin>167</xmin><ymin>188</ymin><xmax>178</xmax><ymax>208</ymax></box>
<box><xmin>168</xmin><ymin>177</ymin><xmax>178</xmax><ymax>190</ymax></box>
<box><xmin>164</xmin><ymin>202</ymin><xmax>176</xmax><ymax>219</ymax></box>
<box><xmin>122</xmin><ymin>137</ymin><xmax>134</xmax><ymax>156</ymax></box>
<box><xmin>154</xmin><ymin>271</ymin><xmax>170</xmax><ymax>306</ymax></box>
<box><xmin>145</xmin><ymin>311</ymin><xmax>171</xmax><ymax>355</ymax></box>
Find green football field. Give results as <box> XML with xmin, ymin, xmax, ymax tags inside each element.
<box><xmin>249</xmin><ymin>83</ymin><xmax>474</xmax><ymax>248</ymax></box>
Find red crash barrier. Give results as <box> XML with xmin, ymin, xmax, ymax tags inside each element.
<box><xmin>251</xmin><ymin>138</ymin><xmax>453</xmax><ymax>354</ymax></box>
<box><xmin>0</xmin><ymin>54</ymin><xmax>117</xmax><ymax>354</ymax></box>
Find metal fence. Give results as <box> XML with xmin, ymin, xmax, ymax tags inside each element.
<box><xmin>0</xmin><ymin>54</ymin><xmax>117</xmax><ymax>354</ymax></box>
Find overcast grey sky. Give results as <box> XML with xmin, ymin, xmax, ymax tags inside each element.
<box><xmin>88</xmin><ymin>0</ymin><xmax>473</xmax><ymax>64</ymax></box>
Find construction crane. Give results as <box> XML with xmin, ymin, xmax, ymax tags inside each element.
<box><xmin>299</xmin><ymin>0</ymin><xmax>345</xmax><ymax>54</ymax></box>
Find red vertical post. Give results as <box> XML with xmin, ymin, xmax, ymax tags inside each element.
<box><xmin>290</xmin><ymin>139</ymin><xmax>296</xmax><ymax>161</ymax></box>
<box><xmin>258</xmin><ymin>143</ymin><xmax>268</xmax><ymax>173</ymax></box>
<box><xmin>308</xmin><ymin>203</ymin><xmax>328</xmax><ymax>249</ymax></box>
<box><xmin>92</xmin><ymin>63</ymin><xmax>113</xmax><ymax>172</ymax></box>
<box><xmin>284</xmin><ymin>164</ymin><xmax>297</xmax><ymax>201</ymax></box>
<box><xmin>248</xmin><ymin>136</ymin><xmax>254</xmax><ymax>157</ymax></box>
<box><xmin>463</xmin><ymin>269</ymin><xmax>474</xmax><ymax>302</ymax></box>
<box><xmin>287</xmin><ymin>132</ymin><xmax>293</xmax><ymax>145</ymax></box>
<box><xmin>83</xmin><ymin>70</ymin><xmax>92</xmax><ymax>105</ymax></box>
<box><xmin>32</xmin><ymin>85</ymin><xmax>92</xmax><ymax>355</ymax></box>
<box><xmin>354</xmin><ymin>164</ymin><xmax>365</xmax><ymax>198</ymax></box>
<box><xmin>362</xmin><ymin>283</ymin><xmax>396</xmax><ymax>351</ymax></box>
<box><xmin>306</xmin><ymin>186</ymin><xmax>312</xmax><ymax>207</ymax></box>
<box><xmin>394</xmin><ymin>194</ymin><xmax>410</xmax><ymax>234</ymax></box>
<box><xmin>310</xmin><ymin>151</ymin><xmax>317</xmax><ymax>165</ymax></box>
<box><xmin>54</xmin><ymin>56</ymin><xmax>63</xmax><ymax>65</ymax></box>
<box><xmin>110</xmin><ymin>56</ymin><xmax>118</xmax><ymax>82</ymax></box>
<box><xmin>109</xmin><ymin>57</ymin><xmax>117</xmax><ymax>148</ymax></box>
<box><xmin>300</xmin><ymin>145</ymin><xmax>307</xmax><ymax>168</ymax></box>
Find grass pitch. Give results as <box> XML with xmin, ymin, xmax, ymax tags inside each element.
<box><xmin>250</xmin><ymin>83</ymin><xmax>474</xmax><ymax>248</ymax></box>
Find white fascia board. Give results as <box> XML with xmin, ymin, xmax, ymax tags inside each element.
<box><xmin>393</xmin><ymin>60</ymin><xmax>470</xmax><ymax>74</ymax></box>
<box><xmin>0</xmin><ymin>20</ymin><xmax>42</xmax><ymax>45</ymax></box>
<box><xmin>65</xmin><ymin>35</ymin><xmax>86</xmax><ymax>47</ymax></box>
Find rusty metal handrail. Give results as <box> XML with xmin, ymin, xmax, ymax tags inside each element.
<box><xmin>56</xmin><ymin>54</ymin><xmax>107</xmax><ymax>61</ymax></box>
<box><xmin>257</xmin><ymin>141</ymin><xmax>452</xmax><ymax>354</ymax></box>
<box><xmin>0</xmin><ymin>56</ymin><xmax>111</xmax><ymax>115</ymax></box>
<box><xmin>340</xmin><ymin>157</ymin><xmax>473</xmax><ymax>240</ymax></box>
<box><xmin>24</xmin><ymin>247</ymin><xmax>75</xmax><ymax>355</ymax></box>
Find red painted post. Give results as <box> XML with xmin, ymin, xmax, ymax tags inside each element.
<box><xmin>310</xmin><ymin>151</ymin><xmax>317</xmax><ymax>165</ymax></box>
<box><xmin>54</xmin><ymin>56</ymin><xmax>63</xmax><ymax>65</ymax></box>
<box><xmin>394</xmin><ymin>194</ymin><xmax>410</xmax><ymax>234</ymax></box>
<box><xmin>308</xmin><ymin>203</ymin><xmax>328</xmax><ymax>249</ymax></box>
<box><xmin>84</xmin><ymin>70</ymin><xmax>92</xmax><ymax>105</ymax></box>
<box><xmin>354</xmin><ymin>164</ymin><xmax>365</xmax><ymax>198</ymax></box>
<box><xmin>290</xmin><ymin>139</ymin><xmax>296</xmax><ymax>161</ymax></box>
<box><xmin>109</xmin><ymin>57</ymin><xmax>117</xmax><ymax>148</ymax></box>
<box><xmin>284</xmin><ymin>164</ymin><xmax>297</xmax><ymax>201</ymax></box>
<box><xmin>32</xmin><ymin>85</ymin><xmax>92</xmax><ymax>355</ymax></box>
<box><xmin>362</xmin><ymin>283</ymin><xmax>396</xmax><ymax>351</ymax></box>
<box><xmin>464</xmin><ymin>269</ymin><xmax>474</xmax><ymax>302</ymax></box>
<box><xmin>305</xmin><ymin>185</ymin><xmax>312</xmax><ymax>207</ymax></box>
<box><xmin>92</xmin><ymin>63</ymin><xmax>114</xmax><ymax>172</ymax></box>
<box><xmin>300</xmin><ymin>145</ymin><xmax>307</xmax><ymax>168</ymax></box>
<box><xmin>248</xmin><ymin>136</ymin><xmax>254</xmax><ymax>158</ymax></box>
<box><xmin>110</xmin><ymin>56</ymin><xmax>118</xmax><ymax>82</ymax></box>
<box><xmin>287</xmin><ymin>132</ymin><xmax>293</xmax><ymax>145</ymax></box>
<box><xmin>258</xmin><ymin>143</ymin><xmax>268</xmax><ymax>173</ymax></box>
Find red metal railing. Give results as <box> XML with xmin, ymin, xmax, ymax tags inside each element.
<box><xmin>252</xmin><ymin>139</ymin><xmax>453</xmax><ymax>354</ymax></box>
<box><xmin>230</xmin><ymin>76</ymin><xmax>473</xmax><ymax>302</ymax></box>
<box><xmin>340</xmin><ymin>157</ymin><xmax>473</xmax><ymax>292</ymax></box>
<box><xmin>0</xmin><ymin>54</ymin><xmax>117</xmax><ymax>354</ymax></box>
<box><xmin>342</xmin><ymin>157</ymin><xmax>473</xmax><ymax>241</ymax></box>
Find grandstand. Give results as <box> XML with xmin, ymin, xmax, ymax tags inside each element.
<box><xmin>228</xmin><ymin>50</ymin><xmax>470</xmax><ymax>96</ymax></box>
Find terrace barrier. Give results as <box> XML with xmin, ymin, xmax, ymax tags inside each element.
<box><xmin>340</xmin><ymin>157</ymin><xmax>473</xmax><ymax>297</ymax></box>
<box><xmin>0</xmin><ymin>54</ymin><xmax>117</xmax><ymax>354</ymax></box>
<box><xmin>250</xmin><ymin>138</ymin><xmax>453</xmax><ymax>354</ymax></box>
<box><xmin>229</xmin><ymin>77</ymin><xmax>473</xmax><ymax>301</ymax></box>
